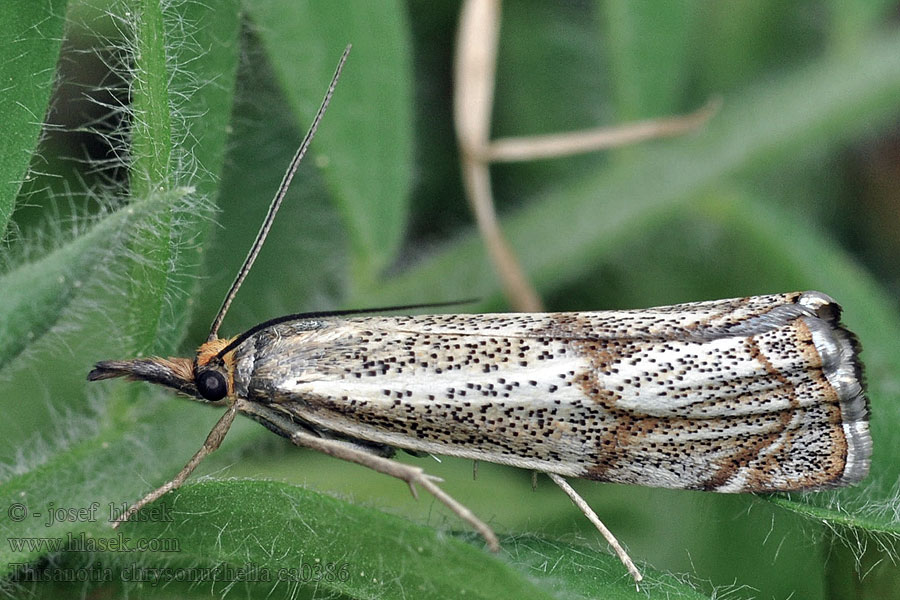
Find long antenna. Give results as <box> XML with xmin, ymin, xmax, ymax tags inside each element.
<box><xmin>208</xmin><ymin>44</ymin><xmax>351</xmax><ymax>341</ymax></box>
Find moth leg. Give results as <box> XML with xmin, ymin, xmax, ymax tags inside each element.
<box><xmin>547</xmin><ymin>473</ymin><xmax>643</xmax><ymax>585</ymax></box>
<box><xmin>238</xmin><ymin>400</ymin><xmax>499</xmax><ymax>550</ymax></box>
<box><xmin>112</xmin><ymin>403</ymin><xmax>238</xmax><ymax>528</ymax></box>
<box><xmin>289</xmin><ymin>426</ymin><xmax>500</xmax><ymax>551</ymax></box>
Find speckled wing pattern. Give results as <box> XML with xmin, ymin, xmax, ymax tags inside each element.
<box><xmin>232</xmin><ymin>291</ymin><xmax>870</xmax><ymax>493</ymax></box>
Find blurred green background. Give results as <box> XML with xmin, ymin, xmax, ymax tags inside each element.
<box><xmin>1</xmin><ymin>1</ymin><xmax>899</xmax><ymax>598</ymax></box>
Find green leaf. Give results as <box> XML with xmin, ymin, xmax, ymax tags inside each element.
<box><xmin>827</xmin><ymin>0</ymin><xmax>897</xmax><ymax>53</ymax></box>
<box><xmin>68</xmin><ymin>480</ymin><xmax>707</xmax><ymax>599</ymax></box>
<box><xmin>0</xmin><ymin>0</ymin><xmax>241</xmax><ymax>578</ymax></box>
<box><xmin>0</xmin><ymin>0</ymin><xmax>69</xmax><ymax>236</ymax></box>
<box><xmin>599</xmin><ymin>0</ymin><xmax>696</xmax><ymax>121</ymax></box>
<box><xmin>246</xmin><ymin>0</ymin><xmax>413</xmax><ymax>285</ymax></box>
<box><xmin>0</xmin><ymin>189</ymin><xmax>181</xmax><ymax>372</ymax></box>
<box><xmin>124</xmin><ymin>0</ymin><xmax>185</xmax><ymax>356</ymax></box>
<box><xmin>693</xmin><ymin>0</ymin><xmax>811</xmax><ymax>93</ymax></box>
<box><xmin>0</xmin><ymin>400</ymin><xmax>237</xmax><ymax>574</ymax></box>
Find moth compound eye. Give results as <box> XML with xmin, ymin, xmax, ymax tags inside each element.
<box><xmin>196</xmin><ymin>370</ymin><xmax>227</xmax><ymax>401</ymax></box>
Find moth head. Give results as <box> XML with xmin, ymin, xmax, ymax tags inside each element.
<box><xmin>88</xmin><ymin>338</ymin><xmax>236</xmax><ymax>405</ymax></box>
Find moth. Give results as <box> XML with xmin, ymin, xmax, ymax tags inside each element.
<box><xmin>89</xmin><ymin>47</ymin><xmax>871</xmax><ymax>584</ymax></box>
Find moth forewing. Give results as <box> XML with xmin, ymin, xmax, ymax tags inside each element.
<box><xmin>226</xmin><ymin>291</ymin><xmax>869</xmax><ymax>495</ymax></box>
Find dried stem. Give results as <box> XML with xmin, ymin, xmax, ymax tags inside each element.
<box><xmin>453</xmin><ymin>0</ymin><xmax>718</xmax><ymax>312</ymax></box>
